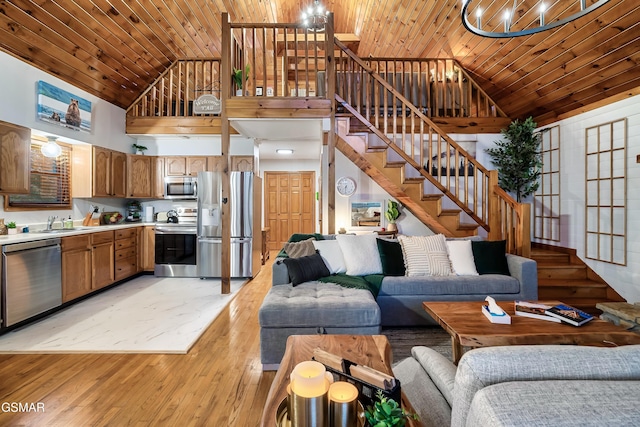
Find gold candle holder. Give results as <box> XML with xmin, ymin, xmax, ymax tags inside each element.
<box><xmin>329</xmin><ymin>382</ymin><xmax>359</xmax><ymax>427</ymax></box>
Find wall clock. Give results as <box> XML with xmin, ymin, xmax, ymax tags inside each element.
<box><xmin>336</xmin><ymin>176</ymin><xmax>356</xmax><ymax>197</ymax></box>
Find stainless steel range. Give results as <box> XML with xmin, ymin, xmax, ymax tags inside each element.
<box><xmin>154</xmin><ymin>205</ymin><xmax>198</xmax><ymax>277</ymax></box>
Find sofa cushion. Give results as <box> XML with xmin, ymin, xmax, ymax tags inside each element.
<box><xmin>313</xmin><ymin>240</ymin><xmax>347</xmax><ymax>274</ymax></box>
<box><xmin>282</xmin><ymin>252</ymin><xmax>331</xmax><ymax>285</ymax></box>
<box><xmin>376</xmin><ymin>238</ymin><xmax>405</xmax><ymax>276</ymax></box>
<box><xmin>258</xmin><ymin>282</ymin><xmax>380</xmax><ymax>328</ymax></box>
<box><xmin>399</xmin><ymin>234</ymin><xmax>453</xmax><ymax>277</ymax></box>
<box><xmin>336</xmin><ymin>234</ymin><xmax>383</xmax><ymax>275</ymax></box>
<box><xmin>379</xmin><ymin>274</ymin><xmax>519</xmax><ymax>296</ymax></box>
<box><xmin>289</xmin><ymin>233</ymin><xmax>325</xmax><ymax>242</ymax></box>
<box><xmin>446</xmin><ymin>240</ymin><xmax>479</xmax><ymax>276</ymax></box>
<box><xmin>471</xmin><ymin>240</ymin><xmax>510</xmax><ymax>275</ymax></box>
<box><xmin>283</xmin><ymin>238</ymin><xmax>316</xmax><ymax>258</ymax></box>
<box><xmin>466</xmin><ymin>380</ymin><xmax>640</xmax><ymax>427</ymax></box>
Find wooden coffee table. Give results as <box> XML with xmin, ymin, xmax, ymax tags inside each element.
<box><xmin>260</xmin><ymin>334</ymin><xmax>420</xmax><ymax>427</ymax></box>
<box><xmin>423</xmin><ymin>301</ymin><xmax>640</xmax><ymax>364</ymax></box>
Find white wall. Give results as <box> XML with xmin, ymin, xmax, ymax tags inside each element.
<box><xmin>539</xmin><ymin>94</ymin><xmax>640</xmax><ymax>303</ymax></box>
<box><xmin>133</xmin><ymin>135</ymin><xmax>255</xmax><ymax>156</ymax></box>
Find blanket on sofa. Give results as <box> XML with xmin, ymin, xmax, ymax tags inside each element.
<box><xmin>318</xmin><ymin>273</ymin><xmax>384</xmax><ymax>298</ymax></box>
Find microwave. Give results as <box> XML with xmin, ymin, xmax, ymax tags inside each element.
<box><xmin>164</xmin><ymin>176</ymin><xmax>197</xmax><ymax>199</ymax></box>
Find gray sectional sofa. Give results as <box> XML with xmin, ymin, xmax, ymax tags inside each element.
<box><xmin>393</xmin><ymin>344</ymin><xmax>640</xmax><ymax>426</ymax></box>
<box><xmin>259</xmin><ymin>234</ymin><xmax>538</xmax><ymax>368</ymax></box>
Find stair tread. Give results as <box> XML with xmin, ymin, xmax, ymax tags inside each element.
<box><xmin>458</xmin><ymin>223</ymin><xmax>479</xmax><ymax>230</ymax></box>
<box><xmin>439</xmin><ymin>209</ymin><xmax>461</xmax><ymax>216</ymax></box>
<box><xmin>538</xmin><ymin>264</ymin><xmax>586</xmax><ymax>269</ymax></box>
<box><xmin>539</xmin><ymin>279</ymin><xmax>608</xmax><ymax>288</ymax></box>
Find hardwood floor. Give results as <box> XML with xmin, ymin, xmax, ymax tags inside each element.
<box><xmin>0</xmin><ymin>258</ymin><xmax>277</xmax><ymax>426</ymax></box>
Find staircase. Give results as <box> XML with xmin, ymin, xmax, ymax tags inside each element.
<box><xmin>532</xmin><ymin>245</ymin><xmax>625</xmax><ymax>315</ymax></box>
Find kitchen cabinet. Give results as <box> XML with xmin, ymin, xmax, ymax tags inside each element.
<box><xmin>231</xmin><ymin>155</ymin><xmax>254</xmax><ymax>172</ymax></box>
<box><xmin>61</xmin><ymin>235</ymin><xmax>92</xmax><ymax>302</ymax></box>
<box><xmin>136</xmin><ymin>227</ymin><xmax>144</xmax><ymax>273</ymax></box>
<box><xmin>0</xmin><ymin>120</ymin><xmax>30</xmax><ymax>194</ymax></box>
<box><xmin>142</xmin><ymin>226</ymin><xmax>155</xmax><ymax>271</ymax></box>
<box><xmin>114</xmin><ymin>228</ymin><xmax>137</xmax><ymax>281</ymax></box>
<box><xmin>93</xmin><ymin>147</ymin><xmax>127</xmax><ymax>198</ymax></box>
<box><xmin>154</xmin><ymin>156</ymin><xmax>165</xmax><ymax>198</ymax></box>
<box><xmin>165</xmin><ymin>156</ymin><xmax>209</xmax><ymax>176</ymax></box>
<box><xmin>91</xmin><ymin>231</ymin><xmax>115</xmax><ymax>290</ymax></box>
<box><xmin>127</xmin><ymin>154</ymin><xmax>153</xmax><ymax>198</ymax></box>
<box><xmin>207</xmin><ymin>156</ymin><xmax>223</xmax><ymax>172</ymax></box>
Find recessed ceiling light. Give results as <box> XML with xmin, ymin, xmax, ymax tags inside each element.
<box><xmin>276</xmin><ymin>149</ymin><xmax>294</xmax><ymax>155</ymax></box>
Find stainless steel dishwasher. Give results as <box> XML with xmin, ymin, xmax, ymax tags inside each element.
<box><xmin>2</xmin><ymin>238</ymin><xmax>62</xmax><ymax>328</ymax></box>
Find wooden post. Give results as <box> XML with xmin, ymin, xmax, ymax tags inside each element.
<box><xmin>326</xmin><ymin>13</ymin><xmax>336</xmax><ymax>234</ymax></box>
<box><xmin>487</xmin><ymin>170</ymin><xmax>501</xmax><ymax>241</ymax></box>
<box><xmin>221</xmin><ymin>13</ymin><xmax>231</xmax><ymax>294</ymax></box>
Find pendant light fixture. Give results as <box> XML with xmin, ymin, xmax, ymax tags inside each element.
<box><xmin>461</xmin><ymin>0</ymin><xmax>610</xmax><ymax>38</ymax></box>
<box><xmin>301</xmin><ymin>0</ymin><xmax>329</xmax><ymax>31</ymax></box>
<box><xmin>41</xmin><ymin>136</ymin><xmax>62</xmax><ymax>158</ymax></box>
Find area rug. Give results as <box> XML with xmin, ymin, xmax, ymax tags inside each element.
<box><xmin>0</xmin><ymin>276</ymin><xmax>245</xmax><ymax>354</ymax></box>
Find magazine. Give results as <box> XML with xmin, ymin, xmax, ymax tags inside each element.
<box><xmin>545</xmin><ymin>304</ymin><xmax>594</xmax><ymax>326</ymax></box>
<box><xmin>513</xmin><ymin>301</ymin><xmax>561</xmax><ymax>323</ymax></box>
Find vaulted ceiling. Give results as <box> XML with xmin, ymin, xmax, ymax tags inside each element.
<box><xmin>1</xmin><ymin>0</ymin><xmax>638</xmax><ymax>122</ymax></box>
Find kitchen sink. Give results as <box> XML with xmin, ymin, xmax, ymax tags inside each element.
<box><xmin>35</xmin><ymin>227</ymin><xmax>89</xmax><ymax>233</ymax></box>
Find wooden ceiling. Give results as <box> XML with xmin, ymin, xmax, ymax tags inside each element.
<box><xmin>1</xmin><ymin>0</ymin><xmax>638</xmax><ymax>123</ymax></box>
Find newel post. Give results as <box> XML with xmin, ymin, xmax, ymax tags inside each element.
<box><xmin>487</xmin><ymin>170</ymin><xmax>501</xmax><ymax>241</ymax></box>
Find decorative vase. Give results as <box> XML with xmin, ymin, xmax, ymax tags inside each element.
<box><xmin>236</xmin><ymin>89</ymin><xmax>243</xmax><ymax>96</ymax></box>
<box><xmin>387</xmin><ymin>223</ymin><xmax>398</xmax><ymax>232</ymax></box>
<box><xmin>0</xmin><ymin>219</ymin><xmax>6</xmax><ymax>235</ymax></box>
<box><xmin>8</xmin><ymin>228</ymin><xmax>17</xmax><ymax>235</ymax></box>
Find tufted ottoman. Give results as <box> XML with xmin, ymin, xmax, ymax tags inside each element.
<box><xmin>258</xmin><ymin>281</ymin><xmax>381</xmax><ymax>369</ymax></box>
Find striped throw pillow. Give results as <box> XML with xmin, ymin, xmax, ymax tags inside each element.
<box><xmin>399</xmin><ymin>234</ymin><xmax>453</xmax><ymax>276</ymax></box>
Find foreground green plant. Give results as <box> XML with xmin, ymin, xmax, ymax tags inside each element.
<box><xmin>364</xmin><ymin>391</ymin><xmax>418</xmax><ymax>427</ymax></box>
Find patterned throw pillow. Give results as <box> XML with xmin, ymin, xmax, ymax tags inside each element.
<box><xmin>283</xmin><ymin>238</ymin><xmax>316</xmax><ymax>258</ymax></box>
<box><xmin>398</xmin><ymin>234</ymin><xmax>453</xmax><ymax>276</ymax></box>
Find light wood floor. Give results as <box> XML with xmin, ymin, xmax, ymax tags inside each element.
<box><xmin>0</xmin><ymin>256</ymin><xmax>277</xmax><ymax>426</ymax></box>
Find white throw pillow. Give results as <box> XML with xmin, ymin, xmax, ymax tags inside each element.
<box><xmin>335</xmin><ymin>234</ymin><xmax>383</xmax><ymax>276</ymax></box>
<box><xmin>398</xmin><ymin>234</ymin><xmax>453</xmax><ymax>276</ymax></box>
<box><xmin>446</xmin><ymin>240</ymin><xmax>479</xmax><ymax>276</ymax></box>
<box><xmin>312</xmin><ymin>240</ymin><xmax>347</xmax><ymax>274</ymax></box>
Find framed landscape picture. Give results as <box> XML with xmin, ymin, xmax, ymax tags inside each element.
<box><xmin>37</xmin><ymin>81</ymin><xmax>92</xmax><ymax>133</ymax></box>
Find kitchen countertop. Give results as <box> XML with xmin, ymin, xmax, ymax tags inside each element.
<box><xmin>0</xmin><ymin>222</ymin><xmax>157</xmax><ymax>246</ymax></box>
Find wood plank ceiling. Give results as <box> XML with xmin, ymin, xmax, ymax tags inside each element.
<box><xmin>1</xmin><ymin>0</ymin><xmax>638</xmax><ymax>122</ymax></box>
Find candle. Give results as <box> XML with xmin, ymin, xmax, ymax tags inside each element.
<box><xmin>329</xmin><ymin>382</ymin><xmax>358</xmax><ymax>427</ymax></box>
<box><xmin>290</xmin><ymin>361</ymin><xmax>329</xmax><ymax>398</ymax></box>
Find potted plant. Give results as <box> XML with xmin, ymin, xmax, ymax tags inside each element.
<box><xmin>232</xmin><ymin>64</ymin><xmax>250</xmax><ymax>96</ymax></box>
<box><xmin>385</xmin><ymin>200</ymin><xmax>400</xmax><ymax>232</ymax></box>
<box><xmin>132</xmin><ymin>143</ymin><xmax>147</xmax><ymax>155</ymax></box>
<box><xmin>485</xmin><ymin>117</ymin><xmax>542</xmax><ymax>202</ymax></box>
<box><xmin>7</xmin><ymin>221</ymin><xmax>17</xmax><ymax>235</ymax></box>
<box><xmin>365</xmin><ymin>391</ymin><xmax>419</xmax><ymax>427</ymax></box>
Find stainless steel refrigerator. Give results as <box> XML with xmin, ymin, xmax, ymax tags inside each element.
<box><xmin>197</xmin><ymin>171</ymin><xmax>253</xmax><ymax>278</ymax></box>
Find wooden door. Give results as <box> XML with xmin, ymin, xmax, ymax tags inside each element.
<box><xmin>111</xmin><ymin>151</ymin><xmax>127</xmax><ymax>197</ymax></box>
<box><xmin>231</xmin><ymin>155</ymin><xmax>254</xmax><ymax>172</ymax></box>
<box><xmin>143</xmin><ymin>226</ymin><xmax>155</xmax><ymax>271</ymax></box>
<box><xmin>127</xmin><ymin>154</ymin><xmax>152</xmax><ymax>198</ymax></box>
<box><xmin>92</xmin><ymin>242</ymin><xmax>115</xmax><ymax>289</ymax></box>
<box><xmin>0</xmin><ymin>120</ymin><xmax>30</xmax><ymax>194</ymax></box>
<box><xmin>187</xmin><ymin>157</ymin><xmax>207</xmax><ymax>175</ymax></box>
<box><xmin>92</xmin><ymin>147</ymin><xmax>111</xmax><ymax>197</ymax></box>
<box><xmin>265</xmin><ymin>171</ymin><xmax>315</xmax><ymax>251</ymax></box>
<box><xmin>61</xmin><ymin>235</ymin><xmax>92</xmax><ymax>303</ymax></box>
<box><xmin>165</xmin><ymin>157</ymin><xmax>187</xmax><ymax>175</ymax></box>
<box><xmin>153</xmin><ymin>157</ymin><xmax>165</xmax><ymax>198</ymax></box>
<box><xmin>207</xmin><ymin>156</ymin><xmax>223</xmax><ymax>172</ymax></box>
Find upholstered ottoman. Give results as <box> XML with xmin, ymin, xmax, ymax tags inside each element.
<box><xmin>259</xmin><ymin>281</ymin><xmax>381</xmax><ymax>369</ymax></box>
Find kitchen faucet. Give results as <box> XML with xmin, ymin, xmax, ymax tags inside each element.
<box><xmin>46</xmin><ymin>215</ymin><xmax>58</xmax><ymax>230</ymax></box>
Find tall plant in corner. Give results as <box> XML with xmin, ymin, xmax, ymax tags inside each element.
<box><xmin>485</xmin><ymin>117</ymin><xmax>542</xmax><ymax>202</ymax></box>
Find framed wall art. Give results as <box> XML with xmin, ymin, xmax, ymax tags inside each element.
<box><xmin>37</xmin><ymin>81</ymin><xmax>92</xmax><ymax>133</ymax></box>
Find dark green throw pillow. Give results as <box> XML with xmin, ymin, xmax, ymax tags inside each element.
<box><xmin>471</xmin><ymin>240</ymin><xmax>510</xmax><ymax>275</ymax></box>
<box><xmin>282</xmin><ymin>252</ymin><xmax>331</xmax><ymax>286</ymax></box>
<box><xmin>288</xmin><ymin>233</ymin><xmax>325</xmax><ymax>243</ymax></box>
<box><xmin>376</xmin><ymin>238</ymin><xmax>405</xmax><ymax>276</ymax></box>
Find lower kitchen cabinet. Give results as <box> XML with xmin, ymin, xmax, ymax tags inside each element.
<box><xmin>61</xmin><ymin>235</ymin><xmax>92</xmax><ymax>303</ymax></box>
<box><xmin>115</xmin><ymin>228</ymin><xmax>138</xmax><ymax>281</ymax></box>
<box><xmin>92</xmin><ymin>231</ymin><xmax>115</xmax><ymax>290</ymax></box>
<box><xmin>143</xmin><ymin>226</ymin><xmax>155</xmax><ymax>271</ymax></box>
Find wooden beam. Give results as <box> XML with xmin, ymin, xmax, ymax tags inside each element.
<box><xmin>326</xmin><ymin>13</ymin><xmax>336</xmax><ymax>235</ymax></box>
<box><xmin>221</xmin><ymin>13</ymin><xmax>231</xmax><ymax>294</ymax></box>
<box><xmin>125</xmin><ymin>117</ymin><xmax>240</xmax><ymax>135</ymax></box>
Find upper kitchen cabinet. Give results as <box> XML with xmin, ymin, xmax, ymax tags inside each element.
<box><xmin>231</xmin><ymin>156</ymin><xmax>254</xmax><ymax>173</ymax></box>
<box><xmin>153</xmin><ymin>156</ymin><xmax>165</xmax><ymax>198</ymax></box>
<box><xmin>127</xmin><ymin>154</ymin><xmax>153</xmax><ymax>198</ymax></box>
<box><xmin>165</xmin><ymin>156</ymin><xmax>209</xmax><ymax>176</ymax></box>
<box><xmin>0</xmin><ymin>120</ymin><xmax>30</xmax><ymax>194</ymax></box>
<box><xmin>92</xmin><ymin>147</ymin><xmax>127</xmax><ymax>198</ymax></box>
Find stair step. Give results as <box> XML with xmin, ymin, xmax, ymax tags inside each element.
<box><xmin>403</xmin><ymin>177</ymin><xmax>424</xmax><ymax>183</ymax></box>
<box><xmin>539</xmin><ymin>284</ymin><xmax>609</xmax><ymax>300</ymax></box>
<box><xmin>531</xmin><ymin>252</ymin><xmax>571</xmax><ymax>264</ymax></box>
<box><xmin>422</xmin><ymin>194</ymin><xmax>443</xmax><ymax>201</ymax></box>
<box><xmin>537</xmin><ymin>264</ymin><xmax>587</xmax><ymax>280</ymax></box>
<box><xmin>439</xmin><ymin>209</ymin><xmax>461</xmax><ymax>216</ymax></box>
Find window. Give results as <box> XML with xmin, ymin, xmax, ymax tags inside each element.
<box><xmin>5</xmin><ymin>139</ymin><xmax>72</xmax><ymax>209</ymax></box>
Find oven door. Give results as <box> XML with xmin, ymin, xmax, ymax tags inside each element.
<box><xmin>154</xmin><ymin>226</ymin><xmax>198</xmax><ymax>277</ymax></box>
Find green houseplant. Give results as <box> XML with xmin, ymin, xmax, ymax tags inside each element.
<box><xmin>384</xmin><ymin>200</ymin><xmax>400</xmax><ymax>232</ymax></box>
<box><xmin>132</xmin><ymin>143</ymin><xmax>147</xmax><ymax>155</ymax></box>
<box><xmin>7</xmin><ymin>221</ymin><xmax>17</xmax><ymax>235</ymax></box>
<box><xmin>365</xmin><ymin>391</ymin><xmax>419</xmax><ymax>427</ymax></box>
<box><xmin>485</xmin><ymin>117</ymin><xmax>542</xmax><ymax>202</ymax></box>
<box><xmin>232</xmin><ymin>64</ymin><xmax>250</xmax><ymax>95</ymax></box>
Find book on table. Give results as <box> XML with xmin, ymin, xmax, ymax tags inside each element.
<box><xmin>513</xmin><ymin>301</ymin><xmax>561</xmax><ymax>323</ymax></box>
<box><xmin>545</xmin><ymin>303</ymin><xmax>594</xmax><ymax>326</ymax></box>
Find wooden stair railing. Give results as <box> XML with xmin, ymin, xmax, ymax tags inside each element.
<box><xmin>333</xmin><ymin>39</ymin><xmax>531</xmax><ymax>256</ymax></box>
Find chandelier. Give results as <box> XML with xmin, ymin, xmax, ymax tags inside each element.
<box><xmin>301</xmin><ymin>0</ymin><xmax>329</xmax><ymax>31</ymax></box>
<box><xmin>461</xmin><ymin>0</ymin><xmax>611</xmax><ymax>38</ymax></box>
